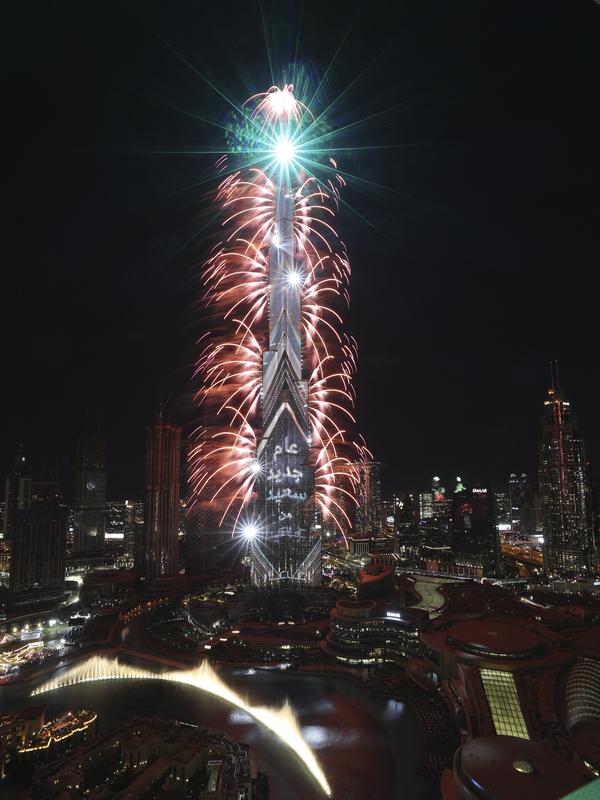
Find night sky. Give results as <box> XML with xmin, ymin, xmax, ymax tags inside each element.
<box><xmin>5</xmin><ymin>1</ymin><xmax>600</xmax><ymax>499</ymax></box>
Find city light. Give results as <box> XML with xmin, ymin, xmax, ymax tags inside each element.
<box><xmin>242</xmin><ymin>523</ymin><xmax>258</xmax><ymax>539</ymax></box>
<box><xmin>32</xmin><ymin>655</ymin><xmax>332</xmax><ymax>797</ymax></box>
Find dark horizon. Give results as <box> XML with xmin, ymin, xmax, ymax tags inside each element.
<box><xmin>4</xmin><ymin>0</ymin><xmax>599</xmax><ymax>499</ymax></box>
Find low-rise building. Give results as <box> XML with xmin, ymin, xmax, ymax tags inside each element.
<box><xmin>323</xmin><ymin>598</ymin><xmax>427</xmax><ymax>665</ymax></box>
<box><xmin>32</xmin><ymin>717</ymin><xmax>253</xmax><ymax>800</ymax></box>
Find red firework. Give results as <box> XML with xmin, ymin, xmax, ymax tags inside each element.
<box><xmin>189</xmin><ymin>86</ymin><xmax>366</xmax><ymax>542</ymax></box>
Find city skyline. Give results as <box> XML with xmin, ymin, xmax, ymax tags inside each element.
<box><xmin>0</xmin><ymin>373</ymin><xmax>596</xmax><ymax>504</ymax></box>
<box><xmin>3</xmin><ymin>2</ymin><xmax>599</xmax><ymax>498</ymax></box>
<box><xmin>2</xmin><ymin>5</ymin><xmax>600</xmax><ymax>800</ymax></box>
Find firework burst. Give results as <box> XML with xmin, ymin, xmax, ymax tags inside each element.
<box><xmin>189</xmin><ymin>85</ymin><xmax>364</xmax><ymax>542</ymax></box>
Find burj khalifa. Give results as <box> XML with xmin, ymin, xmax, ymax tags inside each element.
<box><xmin>251</xmin><ymin>110</ymin><xmax>321</xmax><ymax>585</ymax></box>
<box><xmin>191</xmin><ymin>85</ymin><xmax>361</xmax><ymax>588</ymax></box>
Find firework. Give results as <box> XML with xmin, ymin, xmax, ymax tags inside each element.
<box><xmin>189</xmin><ymin>85</ymin><xmax>364</xmax><ymax>547</ymax></box>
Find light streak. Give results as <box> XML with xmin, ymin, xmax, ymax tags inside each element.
<box><xmin>189</xmin><ymin>84</ymin><xmax>366</xmax><ymax>541</ymax></box>
<box><xmin>32</xmin><ymin>655</ymin><xmax>331</xmax><ymax>796</ymax></box>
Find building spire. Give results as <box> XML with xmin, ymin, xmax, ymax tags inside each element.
<box><xmin>549</xmin><ymin>360</ymin><xmax>561</xmax><ymax>391</ymax></box>
<box><xmin>158</xmin><ymin>393</ymin><xmax>172</xmax><ymax>423</ymax></box>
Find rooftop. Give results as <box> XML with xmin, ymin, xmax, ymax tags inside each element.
<box><xmin>449</xmin><ymin>619</ymin><xmax>542</xmax><ymax>658</ymax></box>
<box><xmin>453</xmin><ymin>735</ymin><xmax>585</xmax><ymax>800</ymax></box>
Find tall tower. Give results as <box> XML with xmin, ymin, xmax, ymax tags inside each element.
<box><xmin>73</xmin><ymin>432</ymin><xmax>106</xmax><ymax>565</ymax></box>
<box><xmin>508</xmin><ymin>472</ymin><xmax>535</xmax><ymax>537</ymax></box>
<box><xmin>539</xmin><ymin>382</ymin><xmax>595</xmax><ymax>576</ymax></box>
<box><xmin>9</xmin><ymin>500</ymin><xmax>66</xmax><ymax>610</ymax></box>
<box><xmin>252</xmin><ymin>127</ymin><xmax>320</xmax><ymax>585</ymax></box>
<box><xmin>142</xmin><ymin>418</ymin><xmax>181</xmax><ymax>583</ymax></box>
<box><xmin>351</xmin><ymin>460</ymin><xmax>382</xmax><ymax>537</ymax></box>
<box><xmin>470</xmin><ymin>486</ymin><xmax>501</xmax><ymax>577</ymax></box>
<box><xmin>190</xmin><ymin>85</ymin><xmax>364</xmax><ymax>586</ymax></box>
<box><xmin>2</xmin><ymin>445</ymin><xmax>32</xmax><ymax>539</ymax></box>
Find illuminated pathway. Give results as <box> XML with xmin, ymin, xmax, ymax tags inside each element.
<box><xmin>31</xmin><ymin>655</ymin><xmax>331</xmax><ymax>797</ymax></box>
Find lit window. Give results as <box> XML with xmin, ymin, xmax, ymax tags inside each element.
<box><xmin>479</xmin><ymin>668</ymin><xmax>529</xmax><ymax>739</ymax></box>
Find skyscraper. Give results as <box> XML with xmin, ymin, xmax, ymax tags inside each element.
<box><xmin>508</xmin><ymin>472</ymin><xmax>535</xmax><ymax>538</ymax></box>
<box><xmin>430</xmin><ymin>476</ymin><xmax>453</xmax><ymax>548</ymax></box>
<box><xmin>2</xmin><ymin>445</ymin><xmax>32</xmax><ymax>539</ymax></box>
<box><xmin>8</xmin><ymin>497</ymin><xmax>66</xmax><ymax>610</ymax></box>
<box><xmin>252</xmin><ymin>130</ymin><xmax>321</xmax><ymax>586</ymax></box>
<box><xmin>141</xmin><ymin>418</ymin><xmax>181</xmax><ymax>584</ymax></box>
<box><xmin>190</xmin><ymin>86</ymin><xmax>365</xmax><ymax>587</ymax></box>
<box><xmin>494</xmin><ymin>490</ymin><xmax>511</xmax><ymax>530</ymax></box>
<box><xmin>73</xmin><ymin>432</ymin><xmax>106</xmax><ymax>565</ymax></box>
<box><xmin>352</xmin><ymin>460</ymin><xmax>383</xmax><ymax>538</ymax></box>
<box><xmin>539</xmin><ymin>383</ymin><xmax>595</xmax><ymax>576</ymax></box>
<box><xmin>105</xmin><ymin>499</ymin><xmax>140</xmax><ymax>563</ymax></box>
<box><xmin>451</xmin><ymin>483</ymin><xmax>501</xmax><ymax>577</ymax></box>
<box><xmin>470</xmin><ymin>486</ymin><xmax>501</xmax><ymax>577</ymax></box>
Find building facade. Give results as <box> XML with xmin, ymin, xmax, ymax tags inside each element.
<box><xmin>105</xmin><ymin>499</ymin><xmax>140</xmax><ymax>562</ymax></box>
<box><xmin>251</xmin><ymin>154</ymin><xmax>321</xmax><ymax>586</ymax></box>
<box><xmin>353</xmin><ymin>460</ymin><xmax>383</xmax><ymax>537</ymax></box>
<box><xmin>8</xmin><ymin>503</ymin><xmax>66</xmax><ymax>609</ymax></box>
<box><xmin>508</xmin><ymin>472</ymin><xmax>536</xmax><ymax>538</ymax></box>
<box><xmin>470</xmin><ymin>486</ymin><xmax>501</xmax><ymax>577</ymax></box>
<box><xmin>539</xmin><ymin>385</ymin><xmax>595</xmax><ymax>576</ymax></box>
<box><xmin>2</xmin><ymin>445</ymin><xmax>32</xmax><ymax>539</ymax></box>
<box><xmin>324</xmin><ymin>598</ymin><xmax>426</xmax><ymax>665</ymax></box>
<box><xmin>73</xmin><ymin>432</ymin><xmax>106</xmax><ymax>565</ymax></box>
<box><xmin>141</xmin><ymin>419</ymin><xmax>181</xmax><ymax>583</ymax></box>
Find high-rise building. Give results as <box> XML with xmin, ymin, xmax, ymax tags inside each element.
<box><xmin>428</xmin><ymin>476</ymin><xmax>453</xmax><ymax>548</ymax></box>
<box><xmin>105</xmin><ymin>500</ymin><xmax>140</xmax><ymax>562</ymax></box>
<box><xmin>2</xmin><ymin>445</ymin><xmax>32</xmax><ymax>539</ymax></box>
<box><xmin>352</xmin><ymin>460</ymin><xmax>383</xmax><ymax>538</ymax></box>
<box><xmin>451</xmin><ymin>485</ymin><xmax>472</xmax><ymax>548</ymax></box>
<box><xmin>509</xmin><ymin>472</ymin><xmax>535</xmax><ymax>538</ymax></box>
<box><xmin>190</xmin><ymin>87</ymin><xmax>364</xmax><ymax>589</ymax></box>
<box><xmin>494</xmin><ymin>491</ymin><xmax>511</xmax><ymax>530</ymax></box>
<box><xmin>8</xmin><ymin>497</ymin><xmax>66</xmax><ymax>609</ymax></box>
<box><xmin>450</xmin><ymin>484</ymin><xmax>500</xmax><ymax>577</ymax></box>
<box><xmin>539</xmin><ymin>384</ymin><xmax>595</xmax><ymax>576</ymax></box>
<box><xmin>419</xmin><ymin>492</ymin><xmax>434</xmax><ymax>521</ymax></box>
<box><xmin>470</xmin><ymin>486</ymin><xmax>501</xmax><ymax>577</ymax></box>
<box><xmin>73</xmin><ymin>432</ymin><xmax>106</xmax><ymax>565</ymax></box>
<box><xmin>141</xmin><ymin>419</ymin><xmax>181</xmax><ymax>584</ymax></box>
<box><xmin>448</xmin><ymin>479</ymin><xmax>501</xmax><ymax>576</ymax></box>
<box><xmin>252</xmin><ymin>167</ymin><xmax>321</xmax><ymax>585</ymax></box>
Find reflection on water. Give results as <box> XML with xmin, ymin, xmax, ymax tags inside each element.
<box><xmin>229</xmin><ymin>708</ymin><xmax>254</xmax><ymax>724</ymax></box>
<box><xmin>381</xmin><ymin>698</ymin><xmax>407</xmax><ymax>720</ymax></box>
<box><xmin>300</xmin><ymin>725</ymin><xmax>360</xmax><ymax>749</ymax></box>
<box><xmin>2</xmin><ymin>662</ymin><xmax>424</xmax><ymax>800</ymax></box>
<box><xmin>307</xmin><ymin>698</ymin><xmax>336</xmax><ymax>715</ymax></box>
<box><xmin>32</xmin><ymin>656</ymin><xmax>332</xmax><ymax>797</ymax></box>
